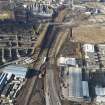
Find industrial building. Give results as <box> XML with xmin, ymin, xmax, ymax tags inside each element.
<box><xmin>95</xmin><ymin>85</ymin><xmax>105</xmax><ymax>103</ymax></box>
<box><xmin>68</xmin><ymin>67</ymin><xmax>83</xmax><ymax>102</ymax></box>
<box><xmin>83</xmin><ymin>44</ymin><xmax>100</xmax><ymax>70</ymax></box>
<box><xmin>82</xmin><ymin>81</ymin><xmax>89</xmax><ymax>98</ymax></box>
<box><xmin>58</xmin><ymin>57</ymin><xmax>76</xmax><ymax>66</ymax></box>
<box><xmin>83</xmin><ymin>44</ymin><xmax>95</xmax><ymax>53</ymax></box>
<box><xmin>0</xmin><ymin>0</ymin><xmax>10</xmax><ymax>9</ymax></box>
<box><xmin>58</xmin><ymin>43</ymin><xmax>105</xmax><ymax>103</ymax></box>
<box><xmin>68</xmin><ymin>67</ymin><xmax>90</xmax><ymax>102</ymax></box>
<box><xmin>59</xmin><ymin>57</ymin><xmax>90</xmax><ymax>102</ymax></box>
<box><xmin>13</xmin><ymin>0</ymin><xmax>54</xmax><ymax>22</ymax></box>
<box><xmin>83</xmin><ymin>43</ymin><xmax>105</xmax><ymax>70</ymax></box>
<box><xmin>58</xmin><ymin>43</ymin><xmax>105</xmax><ymax>105</ymax></box>
<box><xmin>14</xmin><ymin>6</ymin><xmax>27</xmax><ymax>22</ymax></box>
<box><xmin>2</xmin><ymin>65</ymin><xmax>27</xmax><ymax>78</ymax></box>
<box><xmin>97</xmin><ymin>44</ymin><xmax>105</xmax><ymax>69</ymax></box>
<box><xmin>0</xmin><ymin>65</ymin><xmax>28</xmax><ymax>104</ymax></box>
<box><xmin>82</xmin><ymin>43</ymin><xmax>105</xmax><ymax>104</ymax></box>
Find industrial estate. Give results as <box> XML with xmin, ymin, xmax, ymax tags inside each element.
<box><xmin>1</xmin><ymin>0</ymin><xmax>105</xmax><ymax>105</ymax></box>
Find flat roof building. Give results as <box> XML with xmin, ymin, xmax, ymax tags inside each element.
<box><xmin>68</xmin><ymin>67</ymin><xmax>83</xmax><ymax>101</ymax></box>
<box><xmin>83</xmin><ymin>44</ymin><xmax>100</xmax><ymax>70</ymax></box>
<box><xmin>95</xmin><ymin>85</ymin><xmax>105</xmax><ymax>103</ymax></box>
<box><xmin>83</xmin><ymin>44</ymin><xmax>95</xmax><ymax>53</ymax></box>
<box><xmin>95</xmin><ymin>86</ymin><xmax>105</xmax><ymax>96</ymax></box>
<box><xmin>2</xmin><ymin>65</ymin><xmax>27</xmax><ymax>78</ymax></box>
<box><xmin>82</xmin><ymin>81</ymin><xmax>89</xmax><ymax>98</ymax></box>
<box><xmin>67</xmin><ymin>67</ymin><xmax>90</xmax><ymax>102</ymax></box>
<box><xmin>58</xmin><ymin>57</ymin><xmax>76</xmax><ymax>67</ymax></box>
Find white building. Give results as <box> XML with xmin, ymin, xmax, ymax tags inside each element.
<box><xmin>82</xmin><ymin>81</ymin><xmax>89</xmax><ymax>97</ymax></box>
<box><xmin>83</xmin><ymin>44</ymin><xmax>95</xmax><ymax>53</ymax></box>
<box><xmin>68</xmin><ymin>67</ymin><xmax>90</xmax><ymax>102</ymax></box>
<box><xmin>95</xmin><ymin>86</ymin><xmax>105</xmax><ymax>103</ymax></box>
<box><xmin>58</xmin><ymin>57</ymin><xmax>76</xmax><ymax>66</ymax></box>
<box><xmin>95</xmin><ymin>86</ymin><xmax>105</xmax><ymax>96</ymax></box>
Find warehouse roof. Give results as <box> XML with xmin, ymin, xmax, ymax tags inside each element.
<box><xmin>83</xmin><ymin>44</ymin><xmax>94</xmax><ymax>53</ymax></box>
<box><xmin>82</xmin><ymin>81</ymin><xmax>89</xmax><ymax>97</ymax></box>
<box><xmin>2</xmin><ymin>65</ymin><xmax>27</xmax><ymax>78</ymax></box>
<box><xmin>95</xmin><ymin>86</ymin><xmax>105</xmax><ymax>96</ymax></box>
<box><xmin>68</xmin><ymin>67</ymin><xmax>83</xmax><ymax>98</ymax></box>
<box><xmin>58</xmin><ymin>57</ymin><xmax>76</xmax><ymax>66</ymax></box>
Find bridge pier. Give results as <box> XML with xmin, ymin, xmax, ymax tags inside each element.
<box><xmin>9</xmin><ymin>41</ymin><xmax>12</xmax><ymax>58</ymax></box>
<box><xmin>9</xmin><ymin>48</ymin><xmax>12</xmax><ymax>58</ymax></box>
<box><xmin>2</xmin><ymin>48</ymin><xmax>6</xmax><ymax>63</ymax></box>
<box><xmin>25</xmin><ymin>48</ymin><xmax>28</xmax><ymax>55</ymax></box>
<box><xmin>16</xmin><ymin>49</ymin><xmax>20</xmax><ymax>58</ymax></box>
<box><xmin>16</xmin><ymin>35</ymin><xmax>20</xmax><ymax>58</ymax></box>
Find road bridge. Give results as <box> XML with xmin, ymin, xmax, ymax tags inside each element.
<box><xmin>0</xmin><ymin>40</ymin><xmax>35</xmax><ymax>43</ymax></box>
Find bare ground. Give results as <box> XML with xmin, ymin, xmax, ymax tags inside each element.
<box><xmin>73</xmin><ymin>25</ymin><xmax>105</xmax><ymax>43</ymax></box>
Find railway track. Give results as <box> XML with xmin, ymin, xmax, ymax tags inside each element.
<box><xmin>16</xmin><ymin>9</ymin><xmax>67</xmax><ymax>105</ymax></box>
<box><xmin>17</xmin><ymin>5</ymin><xmax>92</xmax><ymax>105</ymax></box>
<box><xmin>16</xmin><ymin>78</ymin><xmax>33</xmax><ymax>105</ymax></box>
<box><xmin>28</xmin><ymin>9</ymin><xmax>67</xmax><ymax>105</ymax></box>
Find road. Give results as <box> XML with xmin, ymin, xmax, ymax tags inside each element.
<box><xmin>46</xmin><ymin>63</ymin><xmax>61</xmax><ymax>105</ymax></box>
<box><xmin>45</xmin><ymin>29</ymin><xmax>68</xmax><ymax>105</ymax></box>
<box><xmin>12</xmin><ymin>1</ymin><xmax>93</xmax><ymax>105</ymax></box>
<box><xmin>28</xmin><ymin>9</ymin><xmax>67</xmax><ymax>105</ymax></box>
<box><xmin>0</xmin><ymin>46</ymin><xmax>34</xmax><ymax>49</ymax></box>
<box><xmin>0</xmin><ymin>57</ymin><xmax>28</xmax><ymax>68</ymax></box>
<box><xmin>44</xmin><ymin>9</ymin><xmax>69</xmax><ymax>105</ymax></box>
<box><xmin>15</xmin><ymin>8</ymin><xmax>67</xmax><ymax>105</ymax></box>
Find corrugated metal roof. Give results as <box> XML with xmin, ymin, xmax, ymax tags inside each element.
<box><xmin>58</xmin><ymin>57</ymin><xmax>76</xmax><ymax>66</ymax></box>
<box><xmin>69</xmin><ymin>67</ymin><xmax>83</xmax><ymax>98</ymax></box>
<box><xmin>96</xmin><ymin>96</ymin><xmax>105</xmax><ymax>103</ymax></box>
<box><xmin>2</xmin><ymin>65</ymin><xmax>27</xmax><ymax>78</ymax></box>
<box><xmin>95</xmin><ymin>86</ymin><xmax>105</xmax><ymax>96</ymax></box>
<box><xmin>82</xmin><ymin>81</ymin><xmax>89</xmax><ymax>97</ymax></box>
<box><xmin>66</xmin><ymin>58</ymin><xmax>76</xmax><ymax>66</ymax></box>
<box><xmin>83</xmin><ymin>44</ymin><xmax>94</xmax><ymax>53</ymax></box>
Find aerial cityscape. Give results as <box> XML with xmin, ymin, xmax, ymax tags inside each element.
<box><xmin>1</xmin><ymin>0</ymin><xmax>105</xmax><ymax>105</ymax></box>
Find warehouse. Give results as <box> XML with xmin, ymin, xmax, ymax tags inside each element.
<box><xmin>58</xmin><ymin>57</ymin><xmax>76</xmax><ymax>66</ymax></box>
<box><xmin>0</xmin><ymin>70</ymin><xmax>26</xmax><ymax>104</ymax></box>
<box><xmin>82</xmin><ymin>81</ymin><xmax>90</xmax><ymax>99</ymax></box>
<box><xmin>95</xmin><ymin>86</ymin><xmax>105</xmax><ymax>96</ymax></box>
<box><xmin>68</xmin><ymin>67</ymin><xmax>90</xmax><ymax>102</ymax></box>
<box><xmin>83</xmin><ymin>44</ymin><xmax>100</xmax><ymax>70</ymax></box>
<box><xmin>2</xmin><ymin>65</ymin><xmax>27</xmax><ymax>78</ymax></box>
<box><xmin>95</xmin><ymin>85</ymin><xmax>105</xmax><ymax>103</ymax></box>
<box><xmin>83</xmin><ymin>44</ymin><xmax>95</xmax><ymax>53</ymax></box>
<box><xmin>68</xmin><ymin>67</ymin><xmax>83</xmax><ymax>102</ymax></box>
<box><xmin>97</xmin><ymin>44</ymin><xmax>105</xmax><ymax>69</ymax></box>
